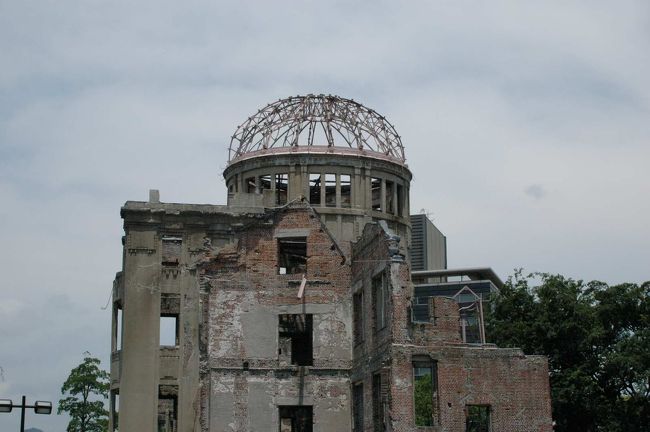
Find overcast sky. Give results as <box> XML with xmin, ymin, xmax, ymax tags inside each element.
<box><xmin>1</xmin><ymin>1</ymin><xmax>649</xmax><ymax>430</ymax></box>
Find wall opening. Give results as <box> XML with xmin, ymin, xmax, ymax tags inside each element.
<box><xmin>372</xmin><ymin>373</ymin><xmax>386</xmax><ymax>432</ymax></box>
<box><xmin>371</xmin><ymin>177</ymin><xmax>382</xmax><ymax>211</ymax></box>
<box><xmin>260</xmin><ymin>174</ymin><xmax>272</xmax><ymax>192</ymax></box>
<box><xmin>385</xmin><ymin>180</ymin><xmax>394</xmax><ymax>214</ymax></box>
<box><xmin>114</xmin><ymin>303</ymin><xmax>123</xmax><ymax>351</ymax></box>
<box><xmin>340</xmin><ymin>174</ymin><xmax>351</xmax><ymax>208</ymax></box>
<box><xmin>161</xmin><ymin>236</ymin><xmax>182</xmax><ymax>267</ymax></box>
<box><xmin>325</xmin><ymin>173</ymin><xmax>336</xmax><ymax>207</ymax></box>
<box><xmin>278</xmin><ymin>406</ymin><xmax>313</xmax><ymax>432</ymax></box>
<box><xmin>276</xmin><ymin>173</ymin><xmax>288</xmax><ymax>205</ymax></box>
<box><xmin>413</xmin><ymin>359</ymin><xmax>438</xmax><ymax>426</ymax></box>
<box><xmin>160</xmin><ymin>315</ymin><xmax>179</xmax><ymax>347</ymax></box>
<box><xmin>111</xmin><ymin>390</ymin><xmax>119</xmax><ymax>431</ymax></box>
<box><xmin>246</xmin><ymin>176</ymin><xmax>257</xmax><ymax>193</ymax></box>
<box><xmin>466</xmin><ymin>405</ymin><xmax>490</xmax><ymax>432</ymax></box>
<box><xmin>278</xmin><ymin>237</ymin><xmax>307</xmax><ymax>275</ymax></box>
<box><xmin>309</xmin><ymin>174</ymin><xmax>321</xmax><ymax>205</ymax></box>
<box><xmin>353</xmin><ymin>291</ymin><xmax>364</xmax><ymax>345</ymax></box>
<box><xmin>396</xmin><ymin>183</ymin><xmax>404</xmax><ymax>216</ymax></box>
<box><xmin>353</xmin><ymin>383</ymin><xmax>364</xmax><ymax>432</ymax></box>
<box><xmin>278</xmin><ymin>314</ymin><xmax>313</xmax><ymax>366</ymax></box>
<box><xmin>372</xmin><ymin>273</ymin><xmax>387</xmax><ymax>331</ymax></box>
<box><xmin>157</xmin><ymin>386</ymin><xmax>177</xmax><ymax>432</ymax></box>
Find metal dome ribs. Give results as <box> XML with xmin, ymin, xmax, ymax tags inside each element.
<box><xmin>228</xmin><ymin>95</ymin><xmax>405</xmax><ymax>163</ymax></box>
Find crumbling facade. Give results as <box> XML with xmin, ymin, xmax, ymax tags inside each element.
<box><xmin>109</xmin><ymin>95</ymin><xmax>553</xmax><ymax>431</ymax></box>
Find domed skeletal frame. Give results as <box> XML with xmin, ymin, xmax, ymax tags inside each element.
<box><xmin>229</xmin><ymin>94</ymin><xmax>405</xmax><ymax>163</ymax></box>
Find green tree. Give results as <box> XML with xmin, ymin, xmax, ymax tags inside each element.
<box><xmin>486</xmin><ymin>272</ymin><xmax>650</xmax><ymax>432</ymax></box>
<box><xmin>58</xmin><ymin>353</ymin><xmax>110</xmax><ymax>432</ymax></box>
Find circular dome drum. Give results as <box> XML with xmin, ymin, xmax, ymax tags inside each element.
<box><xmin>229</xmin><ymin>94</ymin><xmax>406</xmax><ymax>164</ymax></box>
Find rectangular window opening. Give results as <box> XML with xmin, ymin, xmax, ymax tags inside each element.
<box><xmin>160</xmin><ymin>315</ymin><xmax>179</xmax><ymax>347</ymax></box>
<box><xmin>414</xmin><ymin>361</ymin><xmax>438</xmax><ymax>426</ymax></box>
<box><xmin>115</xmin><ymin>305</ymin><xmax>123</xmax><ymax>351</ymax></box>
<box><xmin>372</xmin><ymin>373</ymin><xmax>385</xmax><ymax>432</ymax></box>
<box><xmin>260</xmin><ymin>174</ymin><xmax>272</xmax><ymax>192</ymax></box>
<box><xmin>278</xmin><ymin>314</ymin><xmax>313</xmax><ymax>366</ymax></box>
<box><xmin>459</xmin><ymin>304</ymin><xmax>483</xmax><ymax>344</ymax></box>
<box><xmin>279</xmin><ymin>405</ymin><xmax>313</xmax><ymax>432</ymax></box>
<box><xmin>466</xmin><ymin>405</ymin><xmax>490</xmax><ymax>432</ymax></box>
<box><xmin>385</xmin><ymin>180</ymin><xmax>394</xmax><ymax>214</ymax></box>
<box><xmin>278</xmin><ymin>237</ymin><xmax>307</xmax><ymax>275</ymax></box>
<box><xmin>309</xmin><ymin>174</ymin><xmax>322</xmax><ymax>206</ymax></box>
<box><xmin>276</xmin><ymin>173</ymin><xmax>289</xmax><ymax>205</ymax></box>
<box><xmin>353</xmin><ymin>383</ymin><xmax>364</xmax><ymax>432</ymax></box>
<box><xmin>157</xmin><ymin>388</ymin><xmax>177</xmax><ymax>432</ymax></box>
<box><xmin>372</xmin><ymin>273</ymin><xmax>387</xmax><ymax>331</ymax></box>
<box><xmin>340</xmin><ymin>174</ymin><xmax>351</xmax><ymax>208</ymax></box>
<box><xmin>371</xmin><ymin>178</ymin><xmax>382</xmax><ymax>211</ymax></box>
<box><xmin>325</xmin><ymin>173</ymin><xmax>336</xmax><ymax>207</ymax></box>
<box><xmin>353</xmin><ymin>291</ymin><xmax>364</xmax><ymax>345</ymax></box>
<box><xmin>246</xmin><ymin>176</ymin><xmax>257</xmax><ymax>193</ymax></box>
<box><xmin>396</xmin><ymin>184</ymin><xmax>404</xmax><ymax>217</ymax></box>
<box><xmin>111</xmin><ymin>390</ymin><xmax>119</xmax><ymax>431</ymax></box>
<box><xmin>162</xmin><ymin>236</ymin><xmax>182</xmax><ymax>267</ymax></box>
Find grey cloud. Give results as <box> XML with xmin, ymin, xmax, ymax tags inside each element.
<box><xmin>525</xmin><ymin>184</ymin><xmax>547</xmax><ymax>200</ymax></box>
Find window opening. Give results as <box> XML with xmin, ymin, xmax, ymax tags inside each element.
<box><xmin>372</xmin><ymin>273</ymin><xmax>387</xmax><ymax>331</ymax></box>
<box><xmin>115</xmin><ymin>305</ymin><xmax>123</xmax><ymax>351</ymax></box>
<box><xmin>276</xmin><ymin>173</ymin><xmax>288</xmax><ymax>205</ymax></box>
<box><xmin>246</xmin><ymin>176</ymin><xmax>257</xmax><ymax>193</ymax></box>
<box><xmin>111</xmin><ymin>390</ymin><xmax>119</xmax><ymax>431</ymax></box>
<box><xmin>466</xmin><ymin>405</ymin><xmax>490</xmax><ymax>432</ymax></box>
<box><xmin>396</xmin><ymin>183</ymin><xmax>404</xmax><ymax>217</ymax></box>
<box><xmin>260</xmin><ymin>174</ymin><xmax>272</xmax><ymax>192</ymax></box>
<box><xmin>161</xmin><ymin>236</ymin><xmax>182</xmax><ymax>267</ymax></box>
<box><xmin>157</xmin><ymin>388</ymin><xmax>177</xmax><ymax>432</ymax></box>
<box><xmin>160</xmin><ymin>315</ymin><xmax>179</xmax><ymax>347</ymax></box>
<box><xmin>353</xmin><ymin>291</ymin><xmax>364</xmax><ymax>345</ymax></box>
<box><xmin>371</xmin><ymin>178</ymin><xmax>382</xmax><ymax>211</ymax></box>
<box><xmin>309</xmin><ymin>174</ymin><xmax>322</xmax><ymax>205</ymax></box>
<box><xmin>385</xmin><ymin>180</ymin><xmax>394</xmax><ymax>214</ymax></box>
<box><xmin>372</xmin><ymin>373</ymin><xmax>385</xmax><ymax>432</ymax></box>
<box><xmin>325</xmin><ymin>174</ymin><xmax>337</xmax><ymax>207</ymax></box>
<box><xmin>340</xmin><ymin>174</ymin><xmax>351</xmax><ymax>208</ymax></box>
<box><xmin>353</xmin><ymin>383</ymin><xmax>364</xmax><ymax>432</ymax></box>
<box><xmin>279</xmin><ymin>406</ymin><xmax>313</xmax><ymax>432</ymax></box>
<box><xmin>278</xmin><ymin>314</ymin><xmax>313</xmax><ymax>366</ymax></box>
<box><xmin>278</xmin><ymin>237</ymin><xmax>307</xmax><ymax>275</ymax></box>
<box><xmin>414</xmin><ymin>361</ymin><xmax>438</xmax><ymax>426</ymax></box>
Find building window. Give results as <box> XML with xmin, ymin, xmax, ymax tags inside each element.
<box><xmin>160</xmin><ymin>315</ymin><xmax>179</xmax><ymax>347</ymax></box>
<box><xmin>371</xmin><ymin>177</ymin><xmax>382</xmax><ymax>211</ymax></box>
<box><xmin>158</xmin><ymin>386</ymin><xmax>177</xmax><ymax>432</ymax></box>
<box><xmin>309</xmin><ymin>174</ymin><xmax>322</xmax><ymax>206</ymax></box>
<box><xmin>161</xmin><ymin>236</ymin><xmax>182</xmax><ymax>267</ymax></box>
<box><xmin>414</xmin><ymin>360</ymin><xmax>438</xmax><ymax>426</ymax></box>
<box><xmin>114</xmin><ymin>303</ymin><xmax>123</xmax><ymax>351</ymax></box>
<box><xmin>353</xmin><ymin>383</ymin><xmax>364</xmax><ymax>432</ymax></box>
<box><xmin>385</xmin><ymin>180</ymin><xmax>394</xmax><ymax>214</ymax></box>
<box><xmin>260</xmin><ymin>174</ymin><xmax>272</xmax><ymax>192</ymax></box>
<box><xmin>278</xmin><ymin>314</ymin><xmax>313</xmax><ymax>366</ymax></box>
<box><xmin>325</xmin><ymin>173</ymin><xmax>337</xmax><ymax>207</ymax></box>
<box><xmin>246</xmin><ymin>176</ymin><xmax>257</xmax><ymax>193</ymax></box>
<box><xmin>278</xmin><ymin>237</ymin><xmax>307</xmax><ymax>275</ymax></box>
<box><xmin>353</xmin><ymin>291</ymin><xmax>364</xmax><ymax>345</ymax></box>
<box><xmin>276</xmin><ymin>173</ymin><xmax>288</xmax><ymax>205</ymax></box>
<box><xmin>396</xmin><ymin>183</ymin><xmax>404</xmax><ymax>217</ymax></box>
<box><xmin>279</xmin><ymin>406</ymin><xmax>313</xmax><ymax>432</ymax></box>
<box><xmin>372</xmin><ymin>373</ymin><xmax>385</xmax><ymax>432</ymax></box>
<box><xmin>340</xmin><ymin>174</ymin><xmax>351</xmax><ymax>208</ymax></box>
<box><xmin>111</xmin><ymin>390</ymin><xmax>119</xmax><ymax>431</ymax></box>
<box><xmin>372</xmin><ymin>273</ymin><xmax>388</xmax><ymax>331</ymax></box>
<box><xmin>466</xmin><ymin>405</ymin><xmax>490</xmax><ymax>432</ymax></box>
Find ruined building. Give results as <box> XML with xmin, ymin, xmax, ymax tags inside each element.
<box><xmin>109</xmin><ymin>95</ymin><xmax>553</xmax><ymax>431</ymax></box>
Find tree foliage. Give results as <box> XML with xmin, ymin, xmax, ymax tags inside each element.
<box><xmin>58</xmin><ymin>354</ymin><xmax>110</xmax><ymax>432</ymax></box>
<box><xmin>486</xmin><ymin>271</ymin><xmax>650</xmax><ymax>432</ymax></box>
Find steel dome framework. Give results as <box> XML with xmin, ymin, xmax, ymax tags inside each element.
<box><xmin>228</xmin><ymin>95</ymin><xmax>405</xmax><ymax>163</ymax></box>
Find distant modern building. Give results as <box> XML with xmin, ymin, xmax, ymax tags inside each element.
<box><xmin>109</xmin><ymin>95</ymin><xmax>552</xmax><ymax>431</ymax></box>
